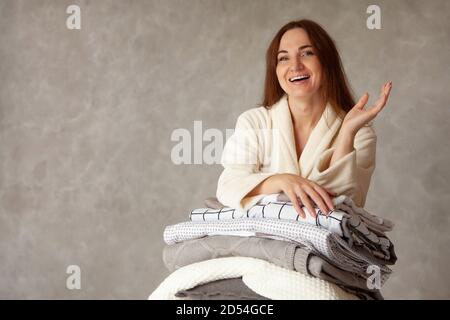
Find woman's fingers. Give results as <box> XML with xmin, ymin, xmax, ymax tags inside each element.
<box><xmin>296</xmin><ymin>187</ymin><xmax>317</xmax><ymax>218</ymax></box>
<box><xmin>383</xmin><ymin>81</ymin><xmax>393</xmax><ymax>95</ymax></box>
<box><xmin>282</xmin><ymin>177</ymin><xmax>340</xmax><ymax>218</ymax></box>
<box><xmin>373</xmin><ymin>87</ymin><xmax>388</xmax><ymax>111</ymax></box>
<box><xmin>371</xmin><ymin>82</ymin><xmax>392</xmax><ymax>114</ymax></box>
<box><xmin>384</xmin><ymin>81</ymin><xmax>393</xmax><ymax>101</ymax></box>
<box><xmin>311</xmin><ymin>184</ymin><xmax>335</xmax><ymax>213</ymax></box>
<box><xmin>285</xmin><ymin>189</ymin><xmax>305</xmax><ymax>218</ymax></box>
<box><xmin>354</xmin><ymin>92</ymin><xmax>369</xmax><ymax>110</ymax></box>
<box><xmin>303</xmin><ymin>185</ymin><xmax>330</xmax><ymax>216</ymax></box>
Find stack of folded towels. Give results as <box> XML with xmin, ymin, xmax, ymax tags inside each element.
<box><xmin>149</xmin><ymin>193</ymin><xmax>396</xmax><ymax>300</ymax></box>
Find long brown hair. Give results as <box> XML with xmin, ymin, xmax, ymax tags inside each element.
<box><xmin>262</xmin><ymin>19</ymin><xmax>355</xmax><ymax>117</ymax></box>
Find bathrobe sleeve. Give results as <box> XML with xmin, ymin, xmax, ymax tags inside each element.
<box><xmin>216</xmin><ymin>111</ymin><xmax>276</xmax><ymax>210</ymax></box>
<box><xmin>308</xmin><ymin>125</ymin><xmax>376</xmax><ymax>207</ymax></box>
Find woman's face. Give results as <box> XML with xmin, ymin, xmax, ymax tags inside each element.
<box><xmin>276</xmin><ymin>28</ymin><xmax>323</xmax><ymax>99</ymax></box>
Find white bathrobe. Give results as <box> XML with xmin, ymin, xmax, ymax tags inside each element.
<box><xmin>216</xmin><ymin>94</ymin><xmax>376</xmax><ymax>210</ymax></box>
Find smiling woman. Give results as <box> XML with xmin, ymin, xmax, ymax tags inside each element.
<box><xmin>216</xmin><ymin>19</ymin><xmax>392</xmax><ymax>216</ymax></box>
<box><xmin>276</xmin><ymin>37</ymin><xmax>323</xmax><ymax>105</ymax></box>
<box><xmin>263</xmin><ymin>20</ymin><xmax>358</xmax><ymax>114</ymax></box>
<box><xmin>152</xmin><ymin>18</ymin><xmax>397</xmax><ymax>302</ymax></box>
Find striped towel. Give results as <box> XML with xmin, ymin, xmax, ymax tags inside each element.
<box><xmin>191</xmin><ymin>194</ymin><xmax>396</xmax><ymax>264</ymax></box>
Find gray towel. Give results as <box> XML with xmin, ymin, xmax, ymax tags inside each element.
<box><xmin>163</xmin><ymin>235</ymin><xmax>381</xmax><ymax>295</ymax></box>
<box><xmin>175</xmin><ymin>277</ymin><xmax>269</xmax><ymax>300</ymax></box>
<box><xmin>163</xmin><ymin>218</ymin><xmax>393</xmax><ymax>285</ymax></box>
<box><xmin>163</xmin><ymin>235</ymin><xmax>309</xmax><ymax>275</ymax></box>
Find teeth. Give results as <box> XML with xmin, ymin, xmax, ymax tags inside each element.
<box><xmin>289</xmin><ymin>75</ymin><xmax>310</xmax><ymax>82</ymax></box>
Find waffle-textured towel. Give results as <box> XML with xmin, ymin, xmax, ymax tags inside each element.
<box><xmin>191</xmin><ymin>194</ymin><xmax>396</xmax><ymax>264</ymax></box>
<box><xmin>163</xmin><ymin>218</ymin><xmax>392</xmax><ymax>284</ymax></box>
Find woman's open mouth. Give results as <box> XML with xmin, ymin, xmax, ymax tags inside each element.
<box><xmin>288</xmin><ymin>75</ymin><xmax>310</xmax><ymax>85</ymax></box>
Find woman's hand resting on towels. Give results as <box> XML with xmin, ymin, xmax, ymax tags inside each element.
<box><xmin>271</xmin><ymin>174</ymin><xmax>336</xmax><ymax>218</ymax></box>
<box><xmin>247</xmin><ymin>174</ymin><xmax>336</xmax><ymax>218</ymax></box>
<box><xmin>341</xmin><ymin>82</ymin><xmax>393</xmax><ymax>135</ymax></box>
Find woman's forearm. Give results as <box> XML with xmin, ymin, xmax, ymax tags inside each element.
<box><xmin>246</xmin><ymin>175</ymin><xmax>281</xmax><ymax>197</ymax></box>
<box><xmin>328</xmin><ymin>128</ymin><xmax>356</xmax><ymax>168</ymax></box>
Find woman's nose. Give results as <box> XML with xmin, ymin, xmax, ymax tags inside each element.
<box><xmin>290</xmin><ymin>57</ymin><xmax>304</xmax><ymax>71</ymax></box>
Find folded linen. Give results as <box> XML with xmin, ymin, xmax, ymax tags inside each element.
<box><xmin>149</xmin><ymin>256</ymin><xmax>359</xmax><ymax>300</ymax></box>
<box><xmin>163</xmin><ymin>235</ymin><xmax>380</xmax><ymax>293</ymax></box>
<box><xmin>193</xmin><ymin>194</ymin><xmax>396</xmax><ymax>264</ymax></box>
<box><xmin>204</xmin><ymin>194</ymin><xmax>394</xmax><ymax>234</ymax></box>
<box><xmin>163</xmin><ymin>218</ymin><xmax>392</xmax><ymax>285</ymax></box>
<box><xmin>163</xmin><ymin>235</ymin><xmax>310</xmax><ymax>276</ymax></box>
<box><xmin>275</xmin><ymin>193</ymin><xmax>394</xmax><ymax>234</ymax></box>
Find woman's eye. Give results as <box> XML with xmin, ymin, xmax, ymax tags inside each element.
<box><xmin>278</xmin><ymin>51</ymin><xmax>314</xmax><ymax>62</ymax></box>
<box><xmin>301</xmin><ymin>50</ymin><xmax>314</xmax><ymax>57</ymax></box>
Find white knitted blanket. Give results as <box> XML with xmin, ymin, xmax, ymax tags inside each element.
<box><xmin>148</xmin><ymin>257</ymin><xmax>358</xmax><ymax>300</ymax></box>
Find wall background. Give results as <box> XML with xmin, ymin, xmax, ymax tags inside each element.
<box><xmin>1</xmin><ymin>0</ymin><xmax>449</xmax><ymax>299</ymax></box>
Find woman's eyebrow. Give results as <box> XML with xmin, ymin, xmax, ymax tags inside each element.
<box><xmin>277</xmin><ymin>45</ymin><xmax>313</xmax><ymax>55</ymax></box>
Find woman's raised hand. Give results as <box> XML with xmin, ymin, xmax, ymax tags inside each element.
<box><xmin>271</xmin><ymin>173</ymin><xmax>336</xmax><ymax>218</ymax></box>
<box><xmin>342</xmin><ymin>82</ymin><xmax>393</xmax><ymax>135</ymax></box>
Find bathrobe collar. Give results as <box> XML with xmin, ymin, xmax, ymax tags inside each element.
<box><xmin>270</xmin><ymin>94</ymin><xmax>342</xmax><ymax>177</ymax></box>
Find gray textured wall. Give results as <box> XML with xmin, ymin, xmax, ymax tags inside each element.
<box><xmin>0</xmin><ymin>0</ymin><xmax>449</xmax><ymax>299</ymax></box>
